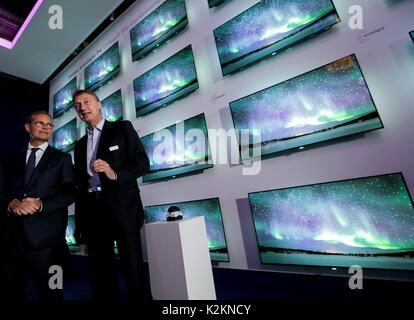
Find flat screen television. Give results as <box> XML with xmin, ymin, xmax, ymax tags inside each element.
<box><xmin>130</xmin><ymin>0</ymin><xmax>188</xmax><ymax>61</ymax></box>
<box><xmin>84</xmin><ymin>42</ymin><xmax>120</xmax><ymax>92</ymax></box>
<box><xmin>134</xmin><ymin>45</ymin><xmax>199</xmax><ymax>117</ymax></box>
<box><xmin>140</xmin><ymin>113</ymin><xmax>213</xmax><ymax>182</ymax></box>
<box><xmin>230</xmin><ymin>54</ymin><xmax>383</xmax><ymax>161</ymax></box>
<box><xmin>66</xmin><ymin>215</ymin><xmax>79</xmax><ymax>251</ymax></box>
<box><xmin>101</xmin><ymin>89</ymin><xmax>123</xmax><ymax>122</ymax></box>
<box><xmin>52</xmin><ymin>118</ymin><xmax>77</xmax><ymax>152</ymax></box>
<box><xmin>213</xmin><ymin>0</ymin><xmax>340</xmax><ymax>76</ymax></box>
<box><xmin>410</xmin><ymin>30</ymin><xmax>414</xmax><ymax>42</ymax></box>
<box><xmin>248</xmin><ymin>173</ymin><xmax>414</xmax><ymax>271</ymax></box>
<box><xmin>145</xmin><ymin>198</ymin><xmax>229</xmax><ymax>262</ymax></box>
<box><xmin>208</xmin><ymin>0</ymin><xmax>230</xmax><ymax>9</ymax></box>
<box><xmin>52</xmin><ymin>77</ymin><xmax>77</xmax><ymax>118</ymax></box>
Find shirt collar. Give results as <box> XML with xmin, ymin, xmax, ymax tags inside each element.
<box><xmin>28</xmin><ymin>141</ymin><xmax>48</xmax><ymax>152</ymax></box>
<box><xmin>87</xmin><ymin>119</ymin><xmax>105</xmax><ymax>135</ymax></box>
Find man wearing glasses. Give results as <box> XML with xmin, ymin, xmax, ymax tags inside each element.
<box><xmin>0</xmin><ymin>111</ymin><xmax>75</xmax><ymax>301</ymax></box>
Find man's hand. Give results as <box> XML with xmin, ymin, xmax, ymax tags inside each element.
<box><xmin>8</xmin><ymin>199</ymin><xmax>22</xmax><ymax>215</ymax></box>
<box><xmin>92</xmin><ymin>159</ymin><xmax>117</xmax><ymax>181</ymax></box>
<box><xmin>19</xmin><ymin>197</ymin><xmax>41</xmax><ymax>215</ymax></box>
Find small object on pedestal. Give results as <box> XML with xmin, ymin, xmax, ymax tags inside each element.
<box><xmin>167</xmin><ymin>205</ymin><xmax>183</xmax><ymax>221</ymax></box>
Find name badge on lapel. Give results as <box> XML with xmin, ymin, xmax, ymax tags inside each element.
<box><xmin>109</xmin><ymin>145</ymin><xmax>119</xmax><ymax>151</ymax></box>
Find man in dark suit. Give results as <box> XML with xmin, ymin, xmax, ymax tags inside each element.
<box><xmin>0</xmin><ymin>111</ymin><xmax>75</xmax><ymax>301</ymax></box>
<box><xmin>72</xmin><ymin>90</ymin><xmax>151</xmax><ymax>301</ymax></box>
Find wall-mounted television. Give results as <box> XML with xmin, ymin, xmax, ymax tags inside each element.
<box><xmin>208</xmin><ymin>0</ymin><xmax>230</xmax><ymax>9</ymax></box>
<box><xmin>410</xmin><ymin>30</ymin><xmax>414</xmax><ymax>42</ymax></box>
<box><xmin>84</xmin><ymin>42</ymin><xmax>120</xmax><ymax>92</ymax></box>
<box><xmin>101</xmin><ymin>89</ymin><xmax>123</xmax><ymax>122</ymax></box>
<box><xmin>145</xmin><ymin>198</ymin><xmax>229</xmax><ymax>262</ymax></box>
<box><xmin>230</xmin><ymin>54</ymin><xmax>383</xmax><ymax>161</ymax></box>
<box><xmin>66</xmin><ymin>215</ymin><xmax>79</xmax><ymax>252</ymax></box>
<box><xmin>248</xmin><ymin>173</ymin><xmax>414</xmax><ymax>271</ymax></box>
<box><xmin>140</xmin><ymin>113</ymin><xmax>212</xmax><ymax>182</ymax></box>
<box><xmin>52</xmin><ymin>118</ymin><xmax>77</xmax><ymax>152</ymax></box>
<box><xmin>130</xmin><ymin>0</ymin><xmax>188</xmax><ymax>61</ymax></box>
<box><xmin>213</xmin><ymin>0</ymin><xmax>340</xmax><ymax>76</ymax></box>
<box><xmin>53</xmin><ymin>77</ymin><xmax>77</xmax><ymax>118</ymax></box>
<box><xmin>134</xmin><ymin>45</ymin><xmax>198</xmax><ymax>117</ymax></box>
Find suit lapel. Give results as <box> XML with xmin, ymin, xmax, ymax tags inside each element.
<box><xmin>26</xmin><ymin>147</ymin><xmax>53</xmax><ymax>189</ymax></box>
<box><xmin>78</xmin><ymin>135</ymin><xmax>88</xmax><ymax>174</ymax></box>
<box><xmin>96</xmin><ymin>120</ymin><xmax>111</xmax><ymax>159</ymax></box>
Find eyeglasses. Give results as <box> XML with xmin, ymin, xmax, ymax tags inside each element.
<box><xmin>31</xmin><ymin>121</ymin><xmax>54</xmax><ymax>129</ymax></box>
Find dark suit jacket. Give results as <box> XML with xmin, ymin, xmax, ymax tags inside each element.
<box><xmin>74</xmin><ymin>120</ymin><xmax>149</xmax><ymax>239</ymax></box>
<box><xmin>0</xmin><ymin>146</ymin><xmax>75</xmax><ymax>249</ymax></box>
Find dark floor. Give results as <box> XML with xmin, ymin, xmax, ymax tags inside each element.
<box><xmin>26</xmin><ymin>255</ymin><xmax>414</xmax><ymax>300</ymax></box>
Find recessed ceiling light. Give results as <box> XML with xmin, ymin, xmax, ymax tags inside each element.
<box><xmin>0</xmin><ymin>0</ymin><xmax>44</xmax><ymax>50</ymax></box>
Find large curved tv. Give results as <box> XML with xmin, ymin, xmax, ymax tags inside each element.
<box><xmin>208</xmin><ymin>0</ymin><xmax>230</xmax><ymax>9</ymax></box>
<box><xmin>52</xmin><ymin>118</ymin><xmax>77</xmax><ymax>152</ymax></box>
<box><xmin>230</xmin><ymin>54</ymin><xmax>383</xmax><ymax>161</ymax></box>
<box><xmin>213</xmin><ymin>0</ymin><xmax>340</xmax><ymax>76</ymax></box>
<box><xmin>101</xmin><ymin>89</ymin><xmax>123</xmax><ymax>122</ymax></box>
<box><xmin>249</xmin><ymin>173</ymin><xmax>414</xmax><ymax>270</ymax></box>
<box><xmin>84</xmin><ymin>42</ymin><xmax>120</xmax><ymax>92</ymax></box>
<box><xmin>130</xmin><ymin>0</ymin><xmax>188</xmax><ymax>61</ymax></box>
<box><xmin>145</xmin><ymin>198</ymin><xmax>229</xmax><ymax>262</ymax></box>
<box><xmin>134</xmin><ymin>45</ymin><xmax>198</xmax><ymax>117</ymax></box>
<box><xmin>140</xmin><ymin>113</ymin><xmax>212</xmax><ymax>182</ymax></box>
<box><xmin>53</xmin><ymin>77</ymin><xmax>77</xmax><ymax>118</ymax></box>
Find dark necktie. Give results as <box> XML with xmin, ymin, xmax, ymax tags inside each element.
<box><xmin>24</xmin><ymin>147</ymin><xmax>39</xmax><ymax>186</ymax></box>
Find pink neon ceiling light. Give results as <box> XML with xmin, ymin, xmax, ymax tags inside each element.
<box><xmin>0</xmin><ymin>0</ymin><xmax>44</xmax><ymax>50</ymax></box>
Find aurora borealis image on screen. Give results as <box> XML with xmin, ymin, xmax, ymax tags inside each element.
<box><xmin>101</xmin><ymin>90</ymin><xmax>123</xmax><ymax>122</ymax></box>
<box><xmin>134</xmin><ymin>45</ymin><xmax>198</xmax><ymax>117</ymax></box>
<box><xmin>230</xmin><ymin>55</ymin><xmax>383</xmax><ymax>161</ymax></box>
<box><xmin>214</xmin><ymin>0</ymin><xmax>339</xmax><ymax>75</ymax></box>
<box><xmin>84</xmin><ymin>42</ymin><xmax>120</xmax><ymax>91</ymax></box>
<box><xmin>249</xmin><ymin>173</ymin><xmax>414</xmax><ymax>270</ymax></box>
<box><xmin>53</xmin><ymin>77</ymin><xmax>77</xmax><ymax>117</ymax></box>
<box><xmin>140</xmin><ymin>113</ymin><xmax>209</xmax><ymax>172</ymax></box>
<box><xmin>146</xmin><ymin>198</ymin><xmax>229</xmax><ymax>262</ymax></box>
<box><xmin>130</xmin><ymin>0</ymin><xmax>187</xmax><ymax>60</ymax></box>
<box><xmin>52</xmin><ymin>118</ymin><xmax>77</xmax><ymax>152</ymax></box>
<box><xmin>66</xmin><ymin>216</ymin><xmax>76</xmax><ymax>246</ymax></box>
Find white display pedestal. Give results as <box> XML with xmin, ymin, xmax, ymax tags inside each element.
<box><xmin>145</xmin><ymin>216</ymin><xmax>216</xmax><ymax>300</ymax></box>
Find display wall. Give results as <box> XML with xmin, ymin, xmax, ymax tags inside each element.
<box><xmin>50</xmin><ymin>0</ymin><xmax>414</xmax><ymax>278</ymax></box>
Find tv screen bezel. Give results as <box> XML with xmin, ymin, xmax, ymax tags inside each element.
<box><xmin>248</xmin><ymin>172</ymin><xmax>414</xmax><ymax>271</ymax></box>
<box><xmin>52</xmin><ymin>77</ymin><xmax>77</xmax><ymax>118</ymax></box>
<box><xmin>208</xmin><ymin>0</ymin><xmax>229</xmax><ymax>9</ymax></box>
<box><xmin>213</xmin><ymin>0</ymin><xmax>340</xmax><ymax>77</ymax></box>
<box><xmin>84</xmin><ymin>42</ymin><xmax>121</xmax><ymax>92</ymax></box>
<box><xmin>130</xmin><ymin>0</ymin><xmax>188</xmax><ymax>62</ymax></box>
<box><xmin>133</xmin><ymin>44</ymin><xmax>199</xmax><ymax>118</ymax></box>
<box><xmin>52</xmin><ymin>118</ymin><xmax>77</xmax><ymax>152</ymax></box>
<box><xmin>145</xmin><ymin>197</ymin><xmax>230</xmax><ymax>262</ymax></box>
<box><xmin>229</xmin><ymin>53</ymin><xmax>384</xmax><ymax>161</ymax></box>
<box><xmin>141</xmin><ymin>113</ymin><xmax>213</xmax><ymax>183</ymax></box>
<box><xmin>100</xmin><ymin>89</ymin><xmax>123</xmax><ymax>122</ymax></box>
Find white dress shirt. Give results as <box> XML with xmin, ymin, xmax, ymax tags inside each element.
<box><xmin>26</xmin><ymin>141</ymin><xmax>49</xmax><ymax>166</ymax></box>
